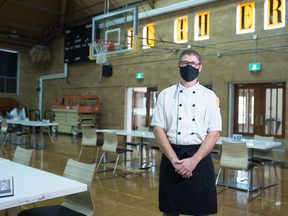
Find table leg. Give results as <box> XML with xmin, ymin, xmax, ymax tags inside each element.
<box><xmin>139</xmin><ymin>137</ymin><xmax>143</xmax><ymax>168</ymax></box>
<box><xmin>30</xmin><ymin>126</ymin><xmax>45</xmax><ymax>149</ymax></box>
<box><xmin>39</xmin><ymin>127</ymin><xmax>44</xmax><ymax>148</ymax></box>
<box><xmin>30</xmin><ymin>126</ymin><xmax>36</xmax><ymax>148</ymax></box>
<box><xmin>138</xmin><ymin>137</ymin><xmax>151</xmax><ymax>169</ymax></box>
<box><xmin>123</xmin><ymin>135</ymin><xmax>127</xmax><ymax>165</ymax></box>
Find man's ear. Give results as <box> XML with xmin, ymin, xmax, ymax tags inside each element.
<box><xmin>199</xmin><ymin>64</ymin><xmax>203</xmax><ymax>72</ymax></box>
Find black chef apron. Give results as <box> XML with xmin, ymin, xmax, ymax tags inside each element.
<box><xmin>159</xmin><ymin>144</ymin><xmax>217</xmax><ymax>215</ymax></box>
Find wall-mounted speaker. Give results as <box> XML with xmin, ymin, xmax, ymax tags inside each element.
<box><xmin>102</xmin><ymin>64</ymin><xmax>113</xmax><ymax>77</ymax></box>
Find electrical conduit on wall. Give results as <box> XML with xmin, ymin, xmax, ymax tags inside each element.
<box><xmin>38</xmin><ymin>63</ymin><xmax>68</xmax><ymax>119</ymax></box>
<box><xmin>138</xmin><ymin>0</ymin><xmax>217</xmax><ymax>19</ymax></box>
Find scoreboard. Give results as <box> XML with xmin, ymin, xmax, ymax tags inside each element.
<box><xmin>64</xmin><ymin>23</ymin><xmax>92</xmax><ymax>64</ymax></box>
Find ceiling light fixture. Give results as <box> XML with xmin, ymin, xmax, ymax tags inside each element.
<box><xmin>9</xmin><ymin>30</ymin><xmax>19</xmax><ymax>38</ymax></box>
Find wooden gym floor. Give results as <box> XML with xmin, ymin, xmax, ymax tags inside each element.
<box><xmin>1</xmin><ymin>134</ymin><xmax>288</xmax><ymax>216</ymax></box>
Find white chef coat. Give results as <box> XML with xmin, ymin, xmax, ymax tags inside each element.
<box><xmin>151</xmin><ymin>82</ymin><xmax>222</xmax><ymax>145</ymax></box>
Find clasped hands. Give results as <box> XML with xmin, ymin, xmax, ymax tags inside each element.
<box><xmin>173</xmin><ymin>157</ymin><xmax>198</xmax><ymax>179</ymax></box>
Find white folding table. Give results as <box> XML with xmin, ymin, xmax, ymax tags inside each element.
<box><xmin>2</xmin><ymin>120</ymin><xmax>58</xmax><ymax>148</ymax></box>
<box><xmin>0</xmin><ymin>159</ymin><xmax>87</xmax><ymax>215</ymax></box>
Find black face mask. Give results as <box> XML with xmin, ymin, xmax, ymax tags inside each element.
<box><xmin>179</xmin><ymin>65</ymin><xmax>199</xmax><ymax>82</ymax></box>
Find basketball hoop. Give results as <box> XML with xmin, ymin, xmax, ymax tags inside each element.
<box><xmin>93</xmin><ymin>40</ymin><xmax>114</xmax><ymax>64</ymax></box>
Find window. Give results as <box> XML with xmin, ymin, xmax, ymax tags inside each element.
<box><xmin>142</xmin><ymin>23</ymin><xmax>154</xmax><ymax>49</ymax></box>
<box><xmin>194</xmin><ymin>11</ymin><xmax>210</xmax><ymax>41</ymax></box>
<box><xmin>0</xmin><ymin>49</ymin><xmax>19</xmax><ymax>94</ymax></box>
<box><xmin>264</xmin><ymin>0</ymin><xmax>285</xmax><ymax>30</ymax></box>
<box><xmin>127</xmin><ymin>27</ymin><xmax>134</xmax><ymax>49</ymax></box>
<box><xmin>236</xmin><ymin>2</ymin><xmax>255</xmax><ymax>34</ymax></box>
<box><xmin>174</xmin><ymin>16</ymin><xmax>188</xmax><ymax>43</ymax></box>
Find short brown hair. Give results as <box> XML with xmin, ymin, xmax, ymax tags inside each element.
<box><xmin>179</xmin><ymin>49</ymin><xmax>201</xmax><ymax>63</ymax></box>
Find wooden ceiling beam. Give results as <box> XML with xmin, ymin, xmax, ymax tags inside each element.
<box><xmin>110</xmin><ymin>0</ymin><xmax>155</xmax><ymax>10</ymax></box>
<box><xmin>109</xmin><ymin>0</ymin><xmax>120</xmax><ymax>8</ymax></box>
<box><xmin>41</xmin><ymin>0</ymin><xmax>68</xmax><ymax>43</ymax></box>
<box><xmin>73</xmin><ymin>0</ymin><xmax>95</xmax><ymax>16</ymax></box>
<box><xmin>146</xmin><ymin>0</ymin><xmax>155</xmax><ymax>9</ymax></box>
<box><xmin>9</xmin><ymin>0</ymin><xmax>60</xmax><ymax>15</ymax></box>
<box><xmin>0</xmin><ymin>18</ymin><xmax>42</xmax><ymax>32</ymax></box>
<box><xmin>0</xmin><ymin>32</ymin><xmax>42</xmax><ymax>48</ymax></box>
<box><xmin>59</xmin><ymin>0</ymin><xmax>67</xmax><ymax>26</ymax></box>
<box><xmin>0</xmin><ymin>0</ymin><xmax>6</xmax><ymax>8</ymax></box>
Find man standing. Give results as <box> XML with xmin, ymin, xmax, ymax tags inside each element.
<box><xmin>151</xmin><ymin>49</ymin><xmax>222</xmax><ymax>216</ymax></box>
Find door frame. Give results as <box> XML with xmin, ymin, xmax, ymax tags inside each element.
<box><xmin>229</xmin><ymin>81</ymin><xmax>285</xmax><ymax>138</ymax></box>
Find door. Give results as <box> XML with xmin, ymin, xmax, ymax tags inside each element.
<box><xmin>234</xmin><ymin>82</ymin><xmax>285</xmax><ymax>138</ymax></box>
<box><xmin>145</xmin><ymin>87</ymin><xmax>157</xmax><ymax>127</ymax></box>
<box><xmin>131</xmin><ymin>87</ymin><xmax>157</xmax><ymax>130</ymax></box>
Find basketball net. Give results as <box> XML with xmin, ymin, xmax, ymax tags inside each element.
<box><xmin>93</xmin><ymin>40</ymin><xmax>112</xmax><ymax>64</ymax></box>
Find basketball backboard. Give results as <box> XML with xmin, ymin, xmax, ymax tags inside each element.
<box><xmin>90</xmin><ymin>6</ymin><xmax>138</xmax><ymax>60</ymax></box>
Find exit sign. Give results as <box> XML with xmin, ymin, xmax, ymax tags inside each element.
<box><xmin>136</xmin><ymin>72</ymin><xmax>144</xmax><ymax>80</ymax></box>
<box><xmin>249</xmin><ymin>63</ymin><xmax>261</xmax><ymax>72</ymax></box>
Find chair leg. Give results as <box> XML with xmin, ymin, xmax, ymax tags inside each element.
<box><xmin>1</xmin><ymin>144</ymin><xmax>6</xmax><ymax>154</ymax></box>
<box><xmin>95</xmin><ymin>147</ymin><xmax>99</xmax><ymax>163</ymax></box>
<box><xmin>1</xmin><ymin>134</ymin><xmax>9</xmax><ymax>154</ymax></box>
<box><xmin>3</xmin><ymin>133</ymin><xmax>9</xmax><ymax>146</ymax></box>
<box><xmin>262</xmin><ymin>163</ymin><xmax>265</xmax><ymax>190</ymax></box>
<box><xmin>113</xmin><ymin>155</ymin><xmax>120</xmax><ymax>174</ymax></box>
<box><xmin>148</xmin><ymin>146</ymin><xmax>152</xmax><ymax>158</ymax></box>
<box><xmin>132</xmin><ymin>143</ymin><xmax>139</xmax><ymax>157</ymax></box>
<box><xmin>96</xmin><ymin>153</ymin><xmax>105</xmax><ymax>171</ymax></box>
<box><xmin>247</xmin><ymin>167</ymin><xmax>260</xmax><ymax>202</ymax></box>
<box><xmin>272</xmin><ymin>162</ymin><xmax>279</xmax><ymax>185</ymax></box>
<box><xmin>47</xmin><ymin>131</ymin><xmax>55</xmax><ymax>143</ymax></box>
<box><xmin>215</xmin><ymin>167</ymin><xmax>228</xmax><ymax>194</ymax></box>
<box><xmin>247</xmin><ymin>171</ymin><xmax>251</xmax><ymax>199</ymax></box>
<box><xmin>77</xmin><ymin>147</ymin><xmax>84</xmax><ymax>161</ymax></box>
<box><xmin>215</xmin><ymin>167</ymin><xmax>222</xmax><ymax>186</ymax></box>
<box><xmin>261</xmin><ymin>162</ymin><xmax>279</xmax><ymax>190</ymax></box>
